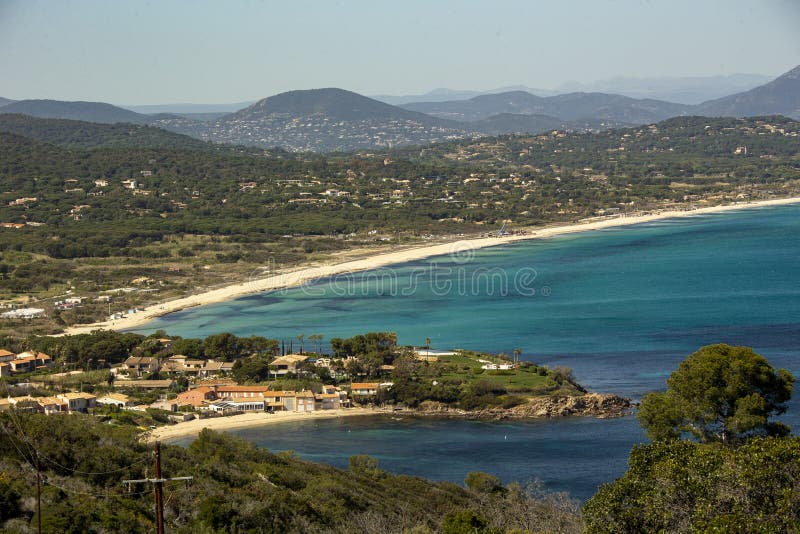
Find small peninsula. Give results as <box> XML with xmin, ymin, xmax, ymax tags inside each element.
<box><xmin>0</xmin><ymin>329</ymin><xmax>630</xmax><ymax>444</ymax></box>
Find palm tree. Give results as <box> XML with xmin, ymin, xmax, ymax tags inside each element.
<box><xmin>425</xmin><ymin>337</ymin><xmax>431</xmax><ymax>354</ymax></box>
<box><xmin>296</xmin><ymin>334</ymin><xmax>305</xmax><ymax>354</ymax></box>
<box><xmin>513</xmin><ymin>348</ymin><xmax>522</xmax><ymax>366</ymax></box>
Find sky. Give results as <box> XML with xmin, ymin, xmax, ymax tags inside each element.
<box><xmin>1</xmin><ymin>0</ymin><xmax>799</xmax><ymax>105</ymax></box>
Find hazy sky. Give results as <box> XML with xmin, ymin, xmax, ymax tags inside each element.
<box><xmin>1</xmin><ymin>0</ymin><xmax>798</xmax><ymax>104</ymax></box>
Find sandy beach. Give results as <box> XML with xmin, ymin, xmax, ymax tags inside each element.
<box><xmin>64</xmin><ymin>196</ymin><xmax>800</xmax><ymax>335</ymax></box>
<box><xmin>147</xmin><ymin>407</ymin><xmax>383</xmax><ymax>442</ymax></box>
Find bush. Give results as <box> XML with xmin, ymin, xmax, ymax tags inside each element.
<box><xmin>442</xmin><ymin>509</ymin><xmax>500</xmax><ymax>534</ymax></box>
<box><xmin>465</xmin><ymin>472</ymin><xmax>503</xmax><ymax>494</ymax></box>
<box><xmin>349</xmin><ymin>454</ymin><xmax>380</xmax><ymax>474</ymax></box>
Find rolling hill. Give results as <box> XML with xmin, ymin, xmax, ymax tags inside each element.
<box><xmin>0</xmin><ymin>113</ymin><xmax>213</xmax><ymax>150</ymax></box>
<box><xmin>402</xmin><ymin>90</ymin><xmax>690</xmax><ymax>124</ymax></box>
<box><xmin>470</xmin><ymin>112</ymin><xmax>564</xmax><ymax>135</ymax></box>
<box><xmin>0</xmin><ymin>99</ymin><xmax>151</xmax><ymax>124</ymax></box>
<box><xmin>697</xmin><ymin>64</ymin><xmax>800</xmax><ymax>119</ymax></box>
<box><xmin>0</xmin><ymin>97</ymin><xmax>15</xmax><ymax>107</ymax></box>
<box><xmin>224</xmin><ymin>88</ymin><xmax>451</xmax><ymax>124</ymax></box>
<box><xmin>556</xmin><ymin>73</ymin><xmax>773</xmax><ymax>105</ymax></box>
<box><xmin>8</xmin><ymin>65</ymin><xmax>798</xmax><ymax>152</ymax></box>
<box><xmin>153</xmin><ymin>88</ymin><xmax>473</xmax><ymax>152</ymax></box>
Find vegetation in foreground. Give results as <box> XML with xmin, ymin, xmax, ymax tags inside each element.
<box><xmin>0</xmin><ymin>341</ymin><xmax>798</xmax><ymax>532</ymax></box>
<box><xmin>0</xmin><ymin>414</ymin><xmax>581</xmax><ymax>533</ymax></box>
<box><xmin>584</xmin><ymin>343</ymin><xmax>798</xmax><ymax>533</ymax></box>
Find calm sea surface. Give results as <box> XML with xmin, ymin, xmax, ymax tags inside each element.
<box><xmin>154</xmin><ymin>205</ymin><xmax>800</xmax><ymax>500</ymax></box>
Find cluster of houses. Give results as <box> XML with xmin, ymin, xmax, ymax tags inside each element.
<box><xmin>0</xmin><ymin>308</ymin><xmax>46</xmax><ymax>320</ymax></box>
<box><xmin>0</xmin><ymin>381</ymin><xmax>389</xmax><ymax>417</ymax></box>
<box><xmin>0</xmin><ymin>342</ymin><xmax>398</xmax><ymax>420</ymax></box>
<box><xmin>0</xmin><ymin>392</ymin><xmax>97</xmax><ymax>414</ymax></box>
<box><xmin>118</xmin><ymin>354</ymin><xmax>236</xmax><ymax>379</ymax></box>
<box><xmin>117</xmin><ymin>352</ymin><xmax>314</xmax><ymax>380</ymax></box>
<box><xmin>174</xmin><ymin>381</ymin><xmax>393</xmax><ymax>414</ymax></box>
<box><xmin>175</xmin><ymin>382</ymin><xmax>345</xmax><ymax>414</ymax></box>
<box><xmin>0</xmin><ymin>349</ymin><xmax>53</xmax><ymax>377</ymax></box>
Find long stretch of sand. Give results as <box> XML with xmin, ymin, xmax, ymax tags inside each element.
<box><xmin>147</xmin><ymin>407</ymin><xmax>382</xmax><ymax>442</ymax></box>
<box><xmin>64</xmin><ymin>196</ymin><xmax>800</xmax><ymax>336</ymax></box>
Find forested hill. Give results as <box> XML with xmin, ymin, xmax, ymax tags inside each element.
<box><xmin>1</xmin><ymin>115</ymin><xmax>799</xmax><ymax>332</ymax></box>
<box><xmin>697</xmin><ymin>64</ymin><xmax>800</xmax><ymax>119</ymax></box>
<box><xmin>400</xmin><ymin>115</ymin><xmax>800</xmax><ymax>166</ymax></box>
<box><xmin>402</xmin><ymin>90</ymin><xmax>689</xmax><ymax>124</ymax></box>
<box><xmin>0</xmin><ymin>114</ymin><xmax>215</xmax><ymax>150</ymax></box>
<box><xmin>0</xmin><ymin>99</ymin><xmax>150</xmax><ymax>124</ymax></box>
<box><xmin>227</xmin><ymin>88</ymin><xmax>453</xmax><ymax>125</ymax></box>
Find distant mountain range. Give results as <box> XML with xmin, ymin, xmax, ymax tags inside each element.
<box><xmin>0</xmin><ymin>97</ymin><xmax>15</xmax><ymax>107</ymax></box>
<box><xmin>400</xmin><ymin>91</ymin><xmax>689</xmax><ymax>124</ymax></box>
<box><xmin>696</xmin><ymin>65</ymin><xmax>800</xmax><ymax>119</ymax></box>
<box><xmin>371</xmin><ymin>86</ymin><xmax>559</xmax><ymax>105</ymax></box>
<box><xmin>372</xmin><ymin>74</ymin><xmax>771</xmax><ymax>105</ymax></box>
<box><xmin>1</xmin><ymin>65</ymin><xmax>798</xmax><ymax>152</ymax></box>
<box><xmin>399</xmin><ymin>65</ymin><xmax>800</xmax><ymax>125</ymax></box>
<box><xmin>555</xmin><ymin>73</ymin><xmax>773</xmax><ymax>105</ymax></box>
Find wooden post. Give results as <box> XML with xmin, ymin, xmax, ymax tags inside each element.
<box><xmin>122</xmin><ymin>443</ymin><xmax>192</xmax><ymax>534</ymax></box>
<box><xmin>35</xmin><ymin>453</ymin><xmax>42</xmax><ymax>534</ymax></box>
<box><xmin>154</xmin><ymin>442</ymin><xmax>164</xmax><ymax>534</ymax></box>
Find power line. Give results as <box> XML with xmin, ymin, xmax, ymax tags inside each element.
<box><xmin>1</xmin><ymin>379</ymin><xmax>151</xmax><ymax>475</ymax></box>
<box><xmin>38</xmin><ymin>453</ymin><xmax>150</xmax><ymax>476</ymax></box>
<box><xmin>1</xmin><ymin>380</ymin><xmax>40</xmax><ymax>461</ymax></box>
<box><xmin>123</xmin><ymin>441</ymin><xmax>193</xmax><ymax>534</ymax></box>
<box><xmin>43</xmin><ymin>476</ymin><xmax>156</xmax><ymax>498</ymax></box>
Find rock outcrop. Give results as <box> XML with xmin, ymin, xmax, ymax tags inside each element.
<box><xmin>412</xmin><ymin>393</ymin><xmax>631</xmax><ymax>420</ymax></box>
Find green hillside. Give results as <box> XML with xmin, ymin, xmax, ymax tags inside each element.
<box><xmin>0</xmin><ymin>413</ymin><xmax>579</xmax><ymax>533</ymax></box>
<box><xmin>0</xmin><ymin>114</ymin><xmax>213</xmax><ymax>150</ymax></box>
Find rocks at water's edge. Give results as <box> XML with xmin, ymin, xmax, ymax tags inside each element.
<box><xmin>409</xmin><ymin>393</ymin><xmax>632</xmax><ymax>420</ymax></box>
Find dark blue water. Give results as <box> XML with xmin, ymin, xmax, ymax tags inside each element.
<box><xmin>174</xmin><ymin>415</ymin><xmax>641</xmax><ymax>501</ymax></box>
<box><xmin>154</xmin><ymin>205</ymin><xmax>800</xmax><ymax>499</ymax></box>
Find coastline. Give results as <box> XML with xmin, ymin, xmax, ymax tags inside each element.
<box><xmin>148</xmin><ymin>392</ymin><xmax>632</xmax><ymax>443</ymax></box>
<box><xmin>147</xmin><ymin>407</ymin><xmax>383</xmax><ymax>443</ymax></box>
<box><xmin>64</xmin><ymin>196</ymin><xmax>800</xmax><ymax>335</ymax></box>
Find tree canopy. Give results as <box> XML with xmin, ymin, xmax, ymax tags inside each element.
<box><xmin>637</xmin><ymin>344</ymin><xmax>794</xmax><ymax>443</ymax></box>
<box><xmin>583</xmin><ymin>437</ymin><xmax>800</xmax><ymax>533</ymax></box>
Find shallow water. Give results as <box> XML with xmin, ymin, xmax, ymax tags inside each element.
<box><xmin>154</xmin><ymin>204</ymin><xmax>800</xmax><ymax>498</ymax></box>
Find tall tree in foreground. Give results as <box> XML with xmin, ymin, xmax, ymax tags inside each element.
<box><xmin>637</xmin><ymin>344</ymin><xmax>794</xmax><ymax>443</ymax></box>
<box><xmin>584</xmin><ymin>345</ymin><xmax>799</xmax><ymax>533</ymax></box>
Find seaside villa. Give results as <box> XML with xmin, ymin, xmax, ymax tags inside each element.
<box><xmin>270</xmin><ymin>354</ymin><xmax>309</xmax><ymax>376</ymax></box>
<box><xmin>350</xmin><ymin>382</ymin><xmax>393</xmax><ymax>396</ymax></box>
<box><xmin>178</xmin><ymin>384</ymin><xmax>343</xmax><ymax>414</ymax></box>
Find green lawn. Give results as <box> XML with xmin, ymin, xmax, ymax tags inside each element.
<box><xmin>432</xmin><ymin>351</ymin><xmax>564</xmax><ymax>394</ymax></box>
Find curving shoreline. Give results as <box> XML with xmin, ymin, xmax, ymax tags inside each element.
<box><xmin>64</xmin><ymin>197</ymin><xmax>800</xmax><ymax>335</ymax></box>
<box><xmin>147</xmin><ymin>393</ymin><xmax>633</xmax><ymax>443</ymax></box>
<box><xmin>147</xmin><ymin>407</ymin><xmax>383</xmax><ymax>443</ymax></box>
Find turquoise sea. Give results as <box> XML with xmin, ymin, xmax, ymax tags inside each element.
<box><xmin>153</xmin><ymin>204</ymin><xmax>800</xmax><ymax>500</ymax></box>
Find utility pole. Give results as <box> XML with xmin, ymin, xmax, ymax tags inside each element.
<box><xmin>123</xmin><ymin>442</ymin><xmax>192</xmax><ymax>534</ymax></box>
<box><xmin>154</xmin><ymin>443</ymin><xmax>164</xmax><ymax>534</ymax></box>
<box><xmin>35</xmin><ymin>452</ymin><xmax>41</xmax><ymax>534</ymax></box>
